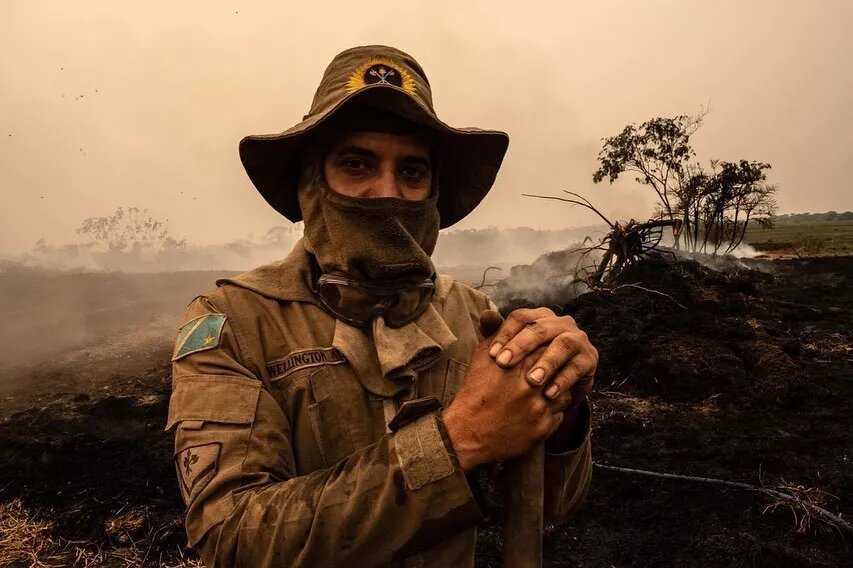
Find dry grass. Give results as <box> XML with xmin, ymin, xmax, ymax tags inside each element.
<box><xmin>762</xmin><ymin>480</ymin><xmax>845</xmax><ymax>535</ymax></box>
<box><xmin>0</xmin><ymin>498</ymin><xmax>64</xmax><ymax>567</ymax></box>
<box><xmin>0</xmin><ymin>499</ymin><xmax>200</xmax><ymax>567</ymax></box>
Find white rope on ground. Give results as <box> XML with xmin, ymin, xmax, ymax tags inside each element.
<box><xmin>593</xmin><ymin>462</ymin><xmax>853</xmax><ymax>534</ymax></box>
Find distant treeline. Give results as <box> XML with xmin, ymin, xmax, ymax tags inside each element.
<box><xmin>774</xmin><ymin>211</ymin><xmax>853</xmax><ymax>224</ymax></box>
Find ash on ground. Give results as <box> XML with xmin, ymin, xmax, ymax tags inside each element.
<box><xmin>1</xmin><ymin>255</ymin><xmax>851</xmax><ymax>567</ymax></box>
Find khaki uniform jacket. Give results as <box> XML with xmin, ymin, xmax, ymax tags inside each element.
<box><xmin>167</xmin><ymin>241</ymin><xmax>592</xmax><ymax>567</ymax></box>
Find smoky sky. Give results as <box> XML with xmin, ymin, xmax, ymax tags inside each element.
<box><xmin>1</xmin><ymin>1</ymin><xmax>851</xmax><ymax>254</ymax></box>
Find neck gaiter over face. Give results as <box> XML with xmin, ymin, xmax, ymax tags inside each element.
<box><xmin>297</xmin><ymin>162</ymin><xmax>440</xmax><ymax>284</ymax></box>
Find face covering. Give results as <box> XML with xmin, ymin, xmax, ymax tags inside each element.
<box><xmin>297</xmin><ymin>161</ymin><xmax>440</xmax><ymax>284</ymax></box>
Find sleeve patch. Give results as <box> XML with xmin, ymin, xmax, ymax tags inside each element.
<box><xmin>175</xmin><ymin>442</ymin><xmax>221</xmax><ymax>504</ymax></box>
<box><xmin>172</xmin><ymin>314</ymin><xmax>227</xmax><ymax>361</ymax></box>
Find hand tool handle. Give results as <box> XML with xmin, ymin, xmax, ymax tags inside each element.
<box><xmin>502</xmin><ymin>440</ymin><xmax>545</xmax><ymax>568</ymax></box>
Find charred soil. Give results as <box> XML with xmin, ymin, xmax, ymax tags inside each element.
<box><xmin>0</xmin><ymin>257</ymin><xmax>851</xmax><ymax>566</ymax></box>
<box><xmin>479</xmin><ymin>255</ymin><xmax>853</xmax><ymax>567</ymax></box>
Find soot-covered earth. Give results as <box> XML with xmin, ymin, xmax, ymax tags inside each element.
<box><xmin>0</xmin><ymin>256</ymin><xmax>850</xmax><ymax>567</ymax></box>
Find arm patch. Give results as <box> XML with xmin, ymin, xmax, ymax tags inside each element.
<box><xmin>175</xmin><ymin>442</ymin><xmax>221</xmax><ymax>504</ymax></box>
<box><xmin>172</xmin><ymin>314</ymin><xmax>227</xmax><ymax>361</ymax></box>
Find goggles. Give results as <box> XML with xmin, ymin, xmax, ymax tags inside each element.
<box><xmin>315</xmin><ymin>272</ymin><xmax>436</xmax><ymax>329</ymax></box>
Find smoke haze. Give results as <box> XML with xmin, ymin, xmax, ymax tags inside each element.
<box><xmin>4</xmin><ymin>224</ymin><xmax>609</xmax><ymax>272</ymax></box>
<box><xmin>2</xmin><ymin>1</ymin><xmax>852</xmax><ymax>255</ymax></box>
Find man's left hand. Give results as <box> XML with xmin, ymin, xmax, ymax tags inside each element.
<box><xmin>487</xmin><ymin>307</ymin><xmax>597</xmax><ymax>412</ymax></box>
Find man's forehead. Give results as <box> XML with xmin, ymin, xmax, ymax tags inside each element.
<box><xmin>327</xmin><ymin>131</ymin><xmax>432</xmax><ymax>158</ymax></box>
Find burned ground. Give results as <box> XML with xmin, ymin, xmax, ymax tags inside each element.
<box><xmin>479</xmin><ymin>255</ymin><xmax>853</xmax><ymax>567</ymax></box>
<box><xmin>0</xmin><ymin>256</ymin><xmax>851</xmax><ymax>566</ymax></box>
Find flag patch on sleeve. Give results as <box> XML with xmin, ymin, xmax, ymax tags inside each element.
<box><xmin>172</xmin><ymin>314</ymin><xmax>227</xmax><ymax>361</ymax></box>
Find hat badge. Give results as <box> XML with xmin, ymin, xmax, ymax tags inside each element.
<box><xmin>346</xmin><ymin>57</ymin><xmax>416</xmax><ymax>95</ymax></box>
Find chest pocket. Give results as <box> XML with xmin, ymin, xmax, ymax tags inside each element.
<box><xmin>307</xmin><ymin>366</ymin><xmax>374</xmax><ymax>466</ymax></box>
<box><xmin>441</xmin><ymin>359</ymin><xmax>469</xmax><ymax>408</ymax></box>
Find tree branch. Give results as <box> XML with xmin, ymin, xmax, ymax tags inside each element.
<box><xmin>594</xmin><ymin>463</ymin><xmax>852</xmax><ymax>535</ymax></box>
<box><xmin>522</xmin><ymin>193</ymin><xmax>614</xmax><ymax>228</ymax></box>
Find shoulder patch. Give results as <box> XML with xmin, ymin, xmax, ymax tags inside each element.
<box><xmin>172</xmin><ymin>314</ymin><xmax>227</xmax><ymax>361</ymax></box>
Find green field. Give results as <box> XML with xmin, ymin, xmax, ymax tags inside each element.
<box><xmin>745</xmin><ymin>220</ymin><xmax>853</xmax><ymax>255</ymax></box>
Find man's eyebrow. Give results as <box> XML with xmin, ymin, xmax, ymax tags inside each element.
<box><xmin>330</xmin><ymin>145</ymin><xmax>377</xmax><ymax>159</ymax></box>
<box><xmin>330</xmin><ymin>145</ymin><xmax>431</xmax><ymax>168</ymax></box>
<box><xmin>400</xmin><ymin>155</ymin><xmax>431</xmax><ymax>168</ymax></box>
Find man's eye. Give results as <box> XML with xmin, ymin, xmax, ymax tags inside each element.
<box><xmin>343</xmin><ymin>159</ymin><xmax>369</xmax><ymax>171</ymax></box>
<box><xmin>401</xmin><ymin>167</ymin><xmax>427</xmax><ymax>182</ymax></box>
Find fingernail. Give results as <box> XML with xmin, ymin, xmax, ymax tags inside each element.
<box><xmin>489</xmin><ymin>342</ymin><xmax>503</xmax><ymax>357</ymax></box>
<box><xmin>528</xmin><ymin>368</ymin><xmax>546</xmax><ymax>384</ymax></box>
<box><xmin>496</xmin><ymin>350</ymin><xmax>512</xmax><ymax>366</ymax></box>
<box><xmin>544</xmin><ymin>384</ymin><xmax>559</xmax><ymax>399</ymax></box>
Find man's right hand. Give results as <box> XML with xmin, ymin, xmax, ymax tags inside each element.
<box><xmin>442</xmin><ymin>319</ymin><xmax>564</xmax><ymax>473</ymax></box>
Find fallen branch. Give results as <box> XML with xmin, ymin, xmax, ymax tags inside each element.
<box><xmin>609</xmin><ymin>283</ymin><xmax>688</xmax><ymax>310</ymax></box>
<box><xmin>755</xmin><ymin>296</ymin><xmax>823</xmax><ymax>316</ymax></box>
<box><xmin>593</xmin><ymin>463</ymin><xmax>852</xmax><ymax>535</ymax></box>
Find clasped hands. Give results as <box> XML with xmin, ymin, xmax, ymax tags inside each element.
<box><xmin>443</xmin><ymin>307</ymin><xmax>598</xmax><ymax>472</ymax></box>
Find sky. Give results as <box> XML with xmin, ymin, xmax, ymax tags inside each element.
<box><xmin>1</xmin><ymin>1</ymin><xmax>851</xmax><ymax>254</ymax></box>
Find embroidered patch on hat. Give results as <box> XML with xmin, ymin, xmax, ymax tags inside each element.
<box><xmin>346</xmin><ymin>57</ymin><xmax>416</xmax><ymax>95</ymax></box>
<box><xmin>175</xmin><ymin>442</ymin><xmax>221</xmax><ymax>503</ymax></box>
<box><xmin>266</xmin><ymin>347</ymin><xmax>346</xmax><ymax>382</ymax></box>
<box><xmin>172</xmin><ymin>314</ymin><xmax>227</xmax><ymax>361</ymax></box>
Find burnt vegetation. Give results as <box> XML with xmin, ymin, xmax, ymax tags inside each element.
<box><xmin>0</xmin><ymin>111</ymin><xmax>851</xmax><ymax>567</ymax></box>
<box><xmin>477</xmin><ymin>254</ymin><xmax>853</xmax><ymax>567</ymax></box>
<box><xmin>1</xmin><ymin>252</ymin><xmax>850</xmax><ymax>566</ymax></box>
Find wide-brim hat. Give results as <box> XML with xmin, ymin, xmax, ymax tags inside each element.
<box><xmin>239</xmin><ymin>45</ymin><xmax>509</xmax><ymax>229</ymax></box>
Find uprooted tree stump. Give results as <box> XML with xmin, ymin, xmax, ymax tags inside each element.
<box><xmin>523</xmin><ymin>191</ymin><xmax>683</xmax><ymax>285</ymax></box>
<box><xmin>587</xmin><ymin>218</ymin><xmax>683</xmax><ymax>284</ymax></box>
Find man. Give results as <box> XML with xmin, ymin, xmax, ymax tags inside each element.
<box><xmin>167</xmin><ymin>45</ymin><xmax>597</xmax><ymax>567</ymax></box>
